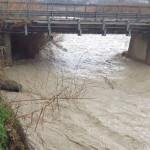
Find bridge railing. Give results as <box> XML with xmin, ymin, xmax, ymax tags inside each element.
<box><xmin>0</xmin><ymin>1</ymin><xmax>150</xmax><ymax>21</ymax></box>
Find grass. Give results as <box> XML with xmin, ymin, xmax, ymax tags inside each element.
<box><xmin>0</xmin><ymin>105</ymin><xmax>7</xmax><ymax>150</ymax></box>
<box><xmin>0</xmin><ymin>96</ymin><xmax>31</xmax><ymax>150</ymax></box>
<box><xmin>0</xmin><ymin>42</ymin><xmax>30</xmax><ymax>148</ymax></box>
<box><xmin>0</xmin><ymin>97</ymin><xmax>11</xmax><ymax>150</ymax></box>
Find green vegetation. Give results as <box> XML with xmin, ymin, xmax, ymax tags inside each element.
<box><xmin>0</xmin><ymin>97</ymin><xmax>10</xmax><ymax>150</ymax></box>
<box><xmin>0</xmin><ymin>124</ymin><xmax>7</xmax><ymax>150</ymax></box>
<box><xmin>0</xmin><ymin>97</ymin><xmax>30</xmax><ymax>150</ymax></box>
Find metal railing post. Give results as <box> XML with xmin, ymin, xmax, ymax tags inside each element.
<box><xmin>74</xmin><ymin>4</ymin><xmax>76</xmax><ymax>20</ymax></box>
<box><xmin>27</xmin><ymin>3</ymin><xmax>30</xmax><ymax>19</ymax></box>
<box><xmin>137</xmin><ymin>6</ymin><xmax>140</xmax><ymax>21</ymax></box>
<box><xmin>66</xmin><ymin>4</ymin><xmax>68</xmax><ymax>19</ymax></box>
<box><xmin>6</xmin><ymin>0</ymin><xmax>9</xmax><ymax>19</ymax></box>
<box><xmin>7</xmin><ymin>0</ymin><xmax>9</xmax><ymax>10</ymax></box>
<box><xmin>117</xmin><ymin>6</ymin><xmax>120</xmax><ymax>20</ymax></box>
<box><xmin>47</xmin><ymin>4</ymin><xmax>49</xmax><ymax>12</ymax></box>
<box><xmin>103</xmin><ymin>6</ymin><xmax>105</xmax><ymax>20</ymax></box>
<box><xmin>52</xmin><ymin>3</ymin><xmax>54</xmax><ymax>20</ymax></box>
<box><xmin>84</xmin><ymin>5</ymin><xmax>87</xmax><ymax>20</ymax></box>
<box><xmin>46</xmin><ymin>4</ymin><xmax>49</xmax><ymax>20</ymax></box>
<box><xmin>103</xmin><ymin>6</ymin><xmax>105</xmax><ymax>13</ymax></box>
<box><xmin>95</xmin><ymin>5</ymin><xmax>98</xmax><ymax>21</ymax></box>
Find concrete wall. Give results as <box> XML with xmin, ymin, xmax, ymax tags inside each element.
<box><xmin>0</xmin><ymin>33</ymin><xmax>12</xmax><ymax>65</ymax></box>
<box><xmin>128</xmin><ymin>35</ymin><xmax>150</xmax><ymax>65</ymax></box>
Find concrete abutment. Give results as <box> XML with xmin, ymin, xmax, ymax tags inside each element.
<box><xmin>128</xmin><ymin>35</ymin><xmax>150</xmax><ymax>65</ymax></box>
<box><xmin>0</xmin><ymin>33</ymin><xmax>12</xmax><ymax>65</ymax></box>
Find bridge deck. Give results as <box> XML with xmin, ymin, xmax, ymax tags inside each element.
<box><xmin>0</xmin><ymin>1</ymin><xmax>150</xmax><ymax>35</ymax></box>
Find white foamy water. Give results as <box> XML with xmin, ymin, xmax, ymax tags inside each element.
<box><xmin>51</xmin><ymin>34</ymin><xmax>130</xmax><ymax>78</ymax></box>
<box><xmin>3</xmin><ymin>34</ymin><xmax>150</xmax><ymax>150</ymax></box>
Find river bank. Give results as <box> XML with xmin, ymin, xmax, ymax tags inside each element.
<box><xmin>2</xmin><ymin>34</ymin><xmax>150</xmax><ymax>150</ymax></box>
<box><xmin>0</xmin><ymin>96</ymin><xmax>32</xmax><ymax>150</ymax></box>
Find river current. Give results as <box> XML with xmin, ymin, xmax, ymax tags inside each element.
<box><xmin>3</xmin><ymin>34</ymin><xmax>150</xmax><ymax>150</ymax></box>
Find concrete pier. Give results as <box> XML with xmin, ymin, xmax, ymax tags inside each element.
<box><xmin>0</xmin><ymin>33</ymin><xmax>12</xmax><ymax>65</ymax></box>
<box><xmin>128</xmin><ymin>35</ymin><xmax>150</xmax><ymax>65</ymax></box>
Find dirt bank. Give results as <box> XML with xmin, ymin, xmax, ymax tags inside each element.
<box><xmin>0</xmin><ymin>97</ymin><xmax>32</xmax><ymax>150</ymax></box>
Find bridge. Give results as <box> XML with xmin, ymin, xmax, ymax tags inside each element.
<box><xmin>0</xmin><ymin>1</ymin><xmax>150</xmax><ymax>66</ymax></box>
<box><xmin>0</xmin><ymin>1</ymin><xmax>150</xmax><ymax>35</ymax></box>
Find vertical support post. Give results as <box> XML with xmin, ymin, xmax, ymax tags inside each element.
<box><xmin>117</xmin><ymin>6</ymin><xmax>120</xmax><ymax>20</ymax></box>
<box><xmin>27</xmin><ymin>3</ymin><xmax>30</xmax><ymax>19</ymax></box>
<box><xmin>121</xmin><ymin>6</ymin><xmax>123</xmax><ymax>14</ymax></box>
<box><xmin>103</xmin><ymin>6</ymin><xmax>105</xmax><ymax>12</ymax></box>
<box><xmin>6</xmin><ymin>0</ymin><xmax>9</xmax><ymax>19</ymax></box>
<box><xmin>48</xmin><ymin>18</ymin><xmax>51</xmax><ymax>36</ymax></box>
<box><xmin>24</xmin><ymin>24</ymin><xmax>28</xmax><ymax>36</ymax></box>
<box><xmin>137</xmin><ymin>6</ymin><xmax>140</xmax><ymax>21</ymax></box>
<box><xmin>126</xmin><ymin>20</ymin><xmax>131</xmax><ymax>36</ymax></box>
<box><xmin>84</xmin><ymin>5</ymin><xmax>87</xmax><ymax>20</ymax></box>
<box><xmin>78</xmin><ymin>20</ymin><xmax>82</xmax><ymax>36</ymax></box>
<box><xmin>102</xmin><ymin>19</ymin><xmax>107</xmax><ymax>36</ymax></box>
<box><xmin>7</xmin><ymin>0</ymin><xmax>9</xmax><ymax>9</ymax></box>
<box><xmin>52</xmin><ymin>3</ymin><xmax>54</xmax><ymax>20</ymax></box>
<box><xmin>103</xmin><ymin>6</ymin><xmax>105</xmax><ymax>20</ymax></box>
<box><xmin>47</xmin><ymin>4</ymin><xmax>49</xmax><ymax>12</ymax></box>
<box><xmin>66</xmin><ymin>4</ymin><xmax>68</xmax><ymax>19</ymax></box>
<box><xmin>95</xmin><ymin>5</ymin><xmax>98</xmax><ymax>21</ymax></box>
<box><xmin>74</xmin><ymin>4</ymin><xmax>76</xmax><ymax>20</ymax></box>
<box><xmin>47</xmin><ymin>4</ymin><xmax>49</xmax><ymax>20</ymax></box>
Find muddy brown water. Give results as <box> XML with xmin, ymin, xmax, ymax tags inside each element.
<box><xmin>2</xmin><ymin>34</ymin><xmax>150</xmax><ymax>150</ymax></box>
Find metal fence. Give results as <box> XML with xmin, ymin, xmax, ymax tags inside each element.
<box><xmin>1</xmin><ymin>1</ymin><xmax>150</xmax><ymax>35</ymax></box>
<box><xmin>0</xmin><ymin>1</ymin><xmax>150</xmax><ymax>21</ymax></box>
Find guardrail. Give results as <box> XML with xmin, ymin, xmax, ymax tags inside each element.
<box><xmin>0</xmin><ymin>1</ymin><xmax>150</xmax><ymax>21</ymax></box>
<box><xmin>1</xmin><ymin>1</ymin><xmax>150</xmax><ymax>35</ymax></box>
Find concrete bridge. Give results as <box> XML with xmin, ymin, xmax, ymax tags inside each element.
<box><xmin>0</xmin><ymin>1</ymin><xmax>150</xmax><ymax>64</ymax></box>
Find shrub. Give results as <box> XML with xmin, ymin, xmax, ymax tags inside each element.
<box><xmin>0</xmin><ymin>103</ymin><xmax>10</xmax><ymax>150</ymax></box>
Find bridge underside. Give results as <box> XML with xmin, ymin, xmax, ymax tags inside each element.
<box><xmin>1</xmin><ymin>20</ymin><xmax>150</xmax><ymax>35</ymax></box>
<box><xmin>1</xmin><ymin>21</ymin><xmax>150</xmax><ymax>65</ymax></box>
<box><xmin>1</xmin><ymin>2</ymin><xmax>150</xmax><ymax>65</ymax></box>
<box><xmin>1</xmin><ymin>32</ymin><xmax>150</xmax><ymax>66</ymax></box>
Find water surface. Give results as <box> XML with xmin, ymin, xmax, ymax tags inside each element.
<box><xmin>3</xmin><ymin>34</ymin><xmax>150</xmax><ymax>150</ymax></box>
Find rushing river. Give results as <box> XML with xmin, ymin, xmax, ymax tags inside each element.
<box><xmin>3</xmin><ymin>34</ymin><xmax>150</xmax><ymax>150</ymax></box>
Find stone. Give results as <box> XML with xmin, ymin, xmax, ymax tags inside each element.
<box><xmin>1</xmin><ymin>80</ymin><xmax>22</xmax><ymax>92</ymax></box>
